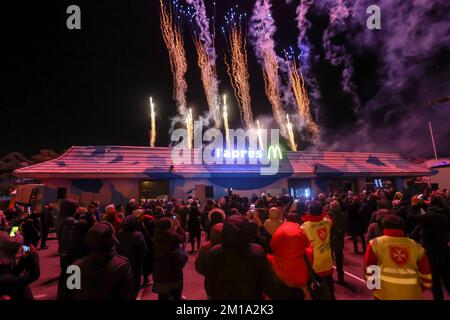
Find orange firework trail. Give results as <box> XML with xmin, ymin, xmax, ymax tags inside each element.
<box><xmin>187</xmin><ymin>0</ymin><xmax>221</xmax><ymax>128</ymax></box>
<box><xmin>286</xmin><ymin>114</ymin><xmax>297</xmax><ymax>152</ymax></box>
<box><xmin>193</xmin><ymin>38</ymin><xmax>221</xmax><ymax>128</ymax></box>
<box><xmin>222</xmin><ymin>95</ymin><xmax>232</xmax><ymax>149</ymax></box>
<box><xmin>149</xmin><ymin>97</ymin><xmax>156</xmax><ymax>147</ymax></box>
<box><xmin>250</xmin><ymin>0</ymin><xmax>289</xmax><ymax>143</ymax></box>
<box><xmin>287</xmin><ymin>58</ymin><xmax>319</xmax><ymax>138</ymax></box>
<box><xmin>262</xmin><ymin>52</ymin><xmax>288</xmax><ymax>139</ymax></box>
<box><xmin>159</xmin><ymin>0</ymin><xmax>188</xmax><ymax>116</ymax></box>
<box><xmin>185</xmin><ymin>108</ymin><xmax>194</xmax><ymax>149</ymax></box>
<box><xmin>223</xmin><ymin>8</ymin><xmax>253</xmax><ymax>128</ymax></box>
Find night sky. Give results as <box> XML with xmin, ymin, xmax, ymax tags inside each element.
<box><xmin>2</xmin><ymin>0</ymin><xmax>449</xmax><ymax>158</ymax></box>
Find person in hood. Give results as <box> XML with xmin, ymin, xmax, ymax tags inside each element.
<box><xmin>366</xmin><ymin>209</ymin><xmax>391</xmax><ymax>242</ymax></box>
<box><xmin>195</xmin><ymin>222</ymin><xmax>223</xmax><ymax>295</ymax></box>
<box><xmin>117</xmin><ymin>215</ymin><xmax>147</xmax><ymax>298</ymax></box>
<box><xmin>63</xmin><ymin>221</ymin><xmax>134</xmax><ymax>300</ymax></box>
<box><xmin>205</xmin><ymin>215</ymin><xmax>277</xmax><ymax>300</ymax></box>
<box><xmin>267</xmin><ymin>221</ymin><xmax>311</xmax><ymax>299</ymax></box>
<box><xmin>152</xmin><ymin>217</ymin><xmax>186</xmax><ymax>300</ymax></box>
<box><xmin>103</xmin><ymin>204</ymin><xmax>122</xmax><ymax>236</ymax></box>
<box><xmin>263</xmin><ymin>207</ymin><xmax>283</xmax><ymax>236</ymax></box>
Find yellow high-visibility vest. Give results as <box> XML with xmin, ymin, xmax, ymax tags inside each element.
<box><xmin>369</xmin><ymin>235</ymin><xmax>430</xmax><ymax>300</ymax></box>
<box><xmin>301</xmin><ymin>217</ymin><xmax>333</xmax><ymax>274</ymax></box>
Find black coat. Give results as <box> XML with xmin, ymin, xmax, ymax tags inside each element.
<box><xmin>152</xmin><ymin>226</ymin><xmax>186</xmax><ymax>284</ymax></box>
<box><xmin>359</xmin><ymin>200</ymin><xmax>377</xmax><ymax>231</ymax></box>
<box><xmin>66</xmin><ymin>254</ymin><xmax>135</xmax><ymax>300</ymax></box>
<box><xmin>205</xmin><ymin>215</ymin><xmax>276</xmax><ymax>300</ymax></box>
<box><xmin>117</xmin><ymin>216</ymin><xmax>147</xmax><ymax>295</ymax></box>
<box><xmin>346</xmin><ymin>202</ymin><xmax>364</xmax><ymax>235</ymax></box>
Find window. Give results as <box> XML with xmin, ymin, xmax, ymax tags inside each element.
<box><xmin>57</xmin><ymin>187</ymin><xmax>67</xmax><ymax>200</ymax></box>
<box><xmin>139</xmin><ymin>180</ymin><xmax>169</xmax><ymax>202</ymax></box>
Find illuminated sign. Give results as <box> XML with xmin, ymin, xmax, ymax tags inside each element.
<box><xmin>214</xmin><ymin>146</ymin><xmax>283</xmax><ymax>160</ymax></box>
<box><xmin>268</xmin><ymin>145</ymin><xmax>283</xmax><ymax>160</ymax></box>
<box><xmin>215</xmin><ymin>148</ymin><xmax>263</xmax><ymax>159</ymax></box>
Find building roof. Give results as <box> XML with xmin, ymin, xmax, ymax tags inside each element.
<box><xmin>425</xmin><ymin>158</ymin><xmax>450</xmax><ymax>169</ymax></box>
<box><xmin>14</xmin><ymin>146</ymin><xmax>432</xmax><ymax>179</ymax></box>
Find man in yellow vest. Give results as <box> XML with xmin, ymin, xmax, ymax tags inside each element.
<box><xmin>364</xmin><ymin>215</ymin><xmax>432</xmax><ymax>300</ymax></box>
<box><xmin>301</xmin><ymin>201</ymin><xmax>335</xmax><ymax>298</ymax></box>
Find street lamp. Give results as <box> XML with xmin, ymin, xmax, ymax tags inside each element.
<box><xmin>427</xmin><ymin>96</ymin><xmax>450</xmax><ymax>160</ymax></box>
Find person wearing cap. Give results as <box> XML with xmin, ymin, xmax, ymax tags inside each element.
<box><xmin>301</xmin><ymin>200</ymin><xmax>335</xmax><ymax>298</ymax></box>
<box><xmin>364</xmin><ymin>215</ymin><xmax>432</xmax><ymax>300</ymax></box>
<box><xmin>63</xmin><ymin>221</ymin><xmax>134</xmax><ymax>300</ymax></box>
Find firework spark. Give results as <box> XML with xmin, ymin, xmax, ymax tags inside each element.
<box><xmin>187</xmin><ymin>0</ymin><xmax>221</xmax><ymax>128</ymax></box>
<box><xmin>149</xmin><ymin>97</ymin><xmax>156</xmax><ymax>147</ymax></box>
<box><xmin>256</xmin><ymin>120</ymin><xmax>264</xmax><ymax>150</ymax></box>
<box><xmin>159</xmin><ymin>0</ymin><xmax>188</xmax><ymax>116</ymax></box>
<box><xmin>223</xmin><ymin>7</ymin><xmax>253</xmax><ymax>128</ymax></box>
<box><xmin>286</xmin><ymin>114</ymin><xmax>297</xmax><ymax>151</ymax></box>
<box><xmin>250</xmin><ymin>0</ymin><xmax>288</xmax><ymax>140</ymax></box>
<box><xmin>185</xmin><ymin>108</ymin><xmax>194</xmax><ymax>149</ymax></box>
<box><xmin>222</xmin><ymin>94</ymin><xmax>232</xmax><ymax>149</ymax></box>
<box><xmin>286</xmin><ymin>57</ymin><xmax>319</xmax><ymax>138</ymax></box>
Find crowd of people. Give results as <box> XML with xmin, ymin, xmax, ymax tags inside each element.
<box><xmin>0</xmin><ymin>181</ymin><xmax>449</xmax><ymax>300</ymax></box>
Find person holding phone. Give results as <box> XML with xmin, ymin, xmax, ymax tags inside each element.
<box><xmin>0</xmin><ymin>226</ymin><xmax>39</xmax><ymax>300</ymax></box>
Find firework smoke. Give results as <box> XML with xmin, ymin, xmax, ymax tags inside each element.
<box><xmin>187</xmin><ymin>0</ymin><xmax>221</xmax><ymax>128</ymax></box>
<box><xmin>286</xmin><ymin>114</ymin><xmax>297</xmax><ymax>151</ymax></box>
<box><xmin>322</xmin><ymin>0</ymin><xmax>360</xmax><ymax>112</ymax></box>
<box><xmin>149</xmin><ymin>97</ymin><xmax>156</xmax><ymax>147</ymax></box>
<box><xmin>159</xmin><ymin>0</ymin><xmax>188</xmax><ymax>116</ymax></box>
<box><xmin>222</xmin><ymin>94</ymin><xmax>232</xmax><ymax>149</ymax></box>
<box><xmin>223</xmin><ymin>7</ymin><xmax>254</xmax><ymax>128</ymax></box>
<box><xmin>293</xmin><ymin>0</ymin><xmax>321</xmax><ymax>104</ymax></box>
<box><xmin>250</xmin><ymin>0</ymin><xmax>289</xmax><ymax>140</ymax></box>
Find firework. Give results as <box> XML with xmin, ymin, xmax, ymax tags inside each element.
<box><xmin>223</xmin><ymin>7</ymin><xmax>253</xmax><ymax>128</ymax></box>
<box><xmin>322</xmin><ymin>0</ymin><xmax>360</xmax><ymax>112</ymax></box>
<box><xmin>185</xmin><ymin>108</ymin><xmax>194</xmax><ymax>149</ymax></box>
<box><xmin>285</xmin><ymin>56</ymin><xmax>319</xmax><ymax>138</ymax></box>
<box><xmin>159</xmin><ymin>0</ymin><xmax>188</xmax><ymax>116</ymax></box>
<box><xmin>149</xmin><ymin>97</ymin><xmax>156</xmax><ymax>147</ymax></box>
<box><xmin>286</xmin><ymin>114</ymin><xmax>297</xmax><ymax>151</ymax></box>
<box><xmin>187</xmin><ymin>0</ymin><xmax>221</xmax><ymax>128</ymax></box>
<box><xmin>250</xmin><ymin>0</ymin><xmax>288</xmax><ymax>140</ymax></box>
<box><xmin>256</xmin><ymin>120</ymin><xmax>264</xmax><ymax>150</ymax></box>
<box><xmin>222</xmin><ymin>94</ymin><xmax>232</xmax><ymax>149</ymax></box>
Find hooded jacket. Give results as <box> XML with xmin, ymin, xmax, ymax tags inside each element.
<box><xmin>116</xmin><ymin>216</ymin><xmax>147</xmax><ymax>296</ymax></box>
<box><xmin>152</xmin><ymin>218</ymin><xmax>187</xmax><ymax>284</ymax></box>
<box><xmin>267</xmin><ymin>222</ymin><xmax>312</xmax><ymax>289</ymax></box>
<box><xmin>65</xmin><ymin>222</ymin><xmax>134</xmax><ymax>300</ymax></box>
<box><xmin>205</xmin><ymin>215</ymin><xmax>276</xmax><ymax>300</ymax></box>
<box><xmin>195</xmin><ymin>223</ymin><xmax>223</xmax><ymax>276</ymax></box>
